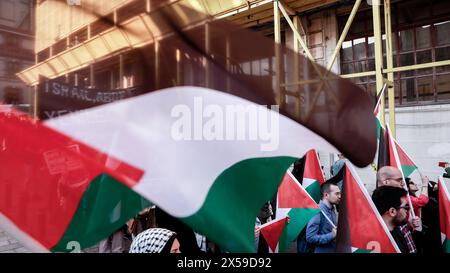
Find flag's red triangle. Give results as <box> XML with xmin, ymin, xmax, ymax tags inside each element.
<box><xmin>278</xmin><ymin>172</ymin><xmax>320</xmax><ymax>209</ymax></box>
<box><xmin>303</xmin><ymin>149</ymin><xmax>325</xmax><ymax>184</ymax></box>
<box><xmin>259</xmin><ymin>217</ymin><xmax>287</xmax><ymax>252</ymax></box>
<box><xmin>394</xmin><ymin>140</ymin><xmax>416</xmax><ymax>168</ymax></box>
<box><xmin>339</xmin><ymin>164</ymin><xmax>399</xmax><ymax>253</ymax></box>
<box><xmin>439</xmin><ymin>177</ymin><xmax>450</xmax><ymax>239</ymax></box>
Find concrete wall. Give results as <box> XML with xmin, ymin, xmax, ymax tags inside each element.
<box><xmin>387</xmin><ymin>104</ymin><xmax>450</xmax><ymax>181</ymax></box>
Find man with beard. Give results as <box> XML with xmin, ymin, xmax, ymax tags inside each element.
<box><xmin>372</xmin><ymin>186</ymin><xmax>410</xmax><ymax>253</ymax></box>
<box><xmin>376</xmin><ymin>166</ymin><xmax>423</xmax><ymax>252</ymax></box>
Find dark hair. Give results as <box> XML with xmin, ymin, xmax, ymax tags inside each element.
<box><xmin>320</xmin><ymin>182</ymin><xmax>338</xmax><ymax>199</ymax></box>
<box><xmin>405</xmin><ymin>177</ymin><xmax>413</xmax><ymax>186</ymax></box>
<box><xmin>160</xmin><ymin>232</ymin><xmax>178</xmax><ymax>253</ymax></box>
<box><xmin>372</xmin><ymin>186</ymin><xmax>408</xmax><ymax>215</ymax></box>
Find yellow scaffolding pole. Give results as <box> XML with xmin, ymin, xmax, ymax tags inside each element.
<box><xmin>372</xmin><ymin>0</ymin><xmax>385</xmax><ymax>126</ymax></box>
<box><xmin>384</xmin><ymin>0</ymin><xmax>396</xmax><ymax>137</ymax></box>
<box><xmin>274</xmin><ymin>0</ymin><xmax>283</xmax><ymax>106</ymax></box>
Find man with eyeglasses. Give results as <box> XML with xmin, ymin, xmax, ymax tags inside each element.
<box><xmin>372</xmin><ymin>186</ymin><xmax>411</xmax><ymax>253</ymax></box>
<box><xmin>376</xmin><ymin>166</ymin><xmax>423</xmax><ymax>253</ymax></box>
<box><xmin>376</xmin><ymin>166</ymin><xmax>405</xmax><ymax>188</ymax></box>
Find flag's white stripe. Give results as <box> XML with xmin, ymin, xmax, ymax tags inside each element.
<box><xmin>45</xmin><ymin>86</ymin><xmax>338</xmax><ymax>217</ymax></box>
<box><xmin>386</xmin><ymin>124</ymin><xmax>416</xmax><ymax>218</ymax></box>
<box><xmin>0</xmin><ymin>213</ymin><xmax>49</xmax><ymax>253</ymax></box>
<box><xmin>302</xmin><ymin>178</ymin><xmax>317</xmax><ymax>189</ymax></box>
<box><xmin>439</xmin><ymin>176</ymin><xmax>450</xmax><ymax>203</ymax></box>
<box><xmin>345</xmin><ymin>163</ymin><xmax>401</xmax><ymax>253</ymax></box>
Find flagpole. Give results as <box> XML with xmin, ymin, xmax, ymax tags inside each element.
<box><xmin>320</xmin><ymin>210</ymin><xmax>337</xmax><ymax>229</ymax></box>
<box><xmin>374</xmin><ymin>83</ymin><xmax>388</xmax><ymax>114</ymax></box>
<box><xmin>385</xmin><ymin>123</ymin><xmax>416</xmax><ymax>219</ymax></box>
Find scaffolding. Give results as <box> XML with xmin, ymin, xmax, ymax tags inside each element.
<box><xmin>18</xmin><ymin>0</ymin><xmax>450</xmax><ymax>131</ymax></box>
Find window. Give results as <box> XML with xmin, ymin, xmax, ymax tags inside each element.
<box><xmin>338</xmin><ymin>0</ymin><xmax>450</xmax><ymax>105</ymax></box>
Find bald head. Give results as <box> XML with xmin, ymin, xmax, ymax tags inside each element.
<box><xmin>377</xmin><ymin>166</ymin><xmax>404</xmax><ymax>188</ymax></box>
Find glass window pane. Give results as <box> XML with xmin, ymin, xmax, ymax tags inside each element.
<box><xmin>417</xmin><ymin>50</ymin><xmax>432</xmax><ymax>63</ymax></box>
<box><xmin>417</xmin><ymin>76</ymin><xmax>434</xmax><ymax>101</ymax></box>
<box><xmin>367</xmin><ymin>82</ymin><xmax>376</xmax><ymax>98</ymax></box>
<box><xmin>401</xmin><ymin>78</ymin><xmax>416</xmax><ymax>103</ymax></box>
<box><xmin>341</xmin><ymin>62</ymin><xmax>354</xmax><ymax>74</ymax></box>
<box><xmin>416</xmin><ymin>50</ymin><xmax>433</xmax><ymax>75</ymax></box>
<box><xmin>354</xmin><ymin>60</ymin><xmax>367</xmax><ymax>73</ymax></box>
<box><xmin>368</xmin><ymin>59</ymin><xmax>375</xmax><ymax>71</ymax></box>
<box><xmin>353</xmin><ymin>38</ymin><xmax>366</xmax><ymax>60</ymax></box>
<box><xmin>342</xmin><ymin>41</ymin><xmax>353</xmax><ymax>61</ymax></box>
<box><xmin>350</xmin><ymin>20</ymin><xmax>365</xmax><ymax>36</ymax></box>
<box><xmin>436</xmin><ymin>21</ymin><xmax>450</xmax><ymax>46</ymax></box>
<box><xmin>399</xmin><ymin>29</ymin><xmax>414</xmax><ymax>51</ymax></box>
<box><xmin>416</xmin><ymin>26</ymin><xmax>431</xmax><ymax>49</ymax></box>
<box><xmin>437</xmin><ymin>74</ymin><xmax>450</xmax><ymax>101</ymax></box>
<box><xmin>436</xmin><ymin>46</ymin><xmax>450</xmax><ymax>61</ymax></box>
<box><xmin>368</xmin><ymin>36</ymin><xmax>375</xmax><ymax>58</ymax></box>
<box><xmin>400</xmin><ymin>53</ymin><xmax>414</xmax><ymax>66</ymax></box>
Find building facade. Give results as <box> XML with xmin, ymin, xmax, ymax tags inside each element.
<box><xmin>0</xmin><ymin>0</ymin><xmax>34</xmax><ymax>113</ymax></box>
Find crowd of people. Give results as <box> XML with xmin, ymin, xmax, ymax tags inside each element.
<box><xmin>98</xmin><ymin>159</ymin><xmax>449</xmax><ymax>254</ymax></box>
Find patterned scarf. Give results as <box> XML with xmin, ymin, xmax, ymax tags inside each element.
<box><xmin>129</xmin><ymin>228</ymin><xmax>177</xmax><ymax>253</ymax></box>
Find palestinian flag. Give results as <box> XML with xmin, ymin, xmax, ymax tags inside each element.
<box><xmin>291</xmin><ymin>149</ymin><xmax>326</xmax><ymax>203</ymax></box>
<box><xmin>336</xmin><ymin>163</ymin><xmax>400</xmax><ymax>253</ymax></box>
<box><xmin>393</xmin><ymin>140</ymin><xmax>419</xmax><ymax>178</ymax></box>
<box><xmin>259</xmin><ymin>217</ymin><xmax>289</xmax><ymax>253</ymax></box>
<box><xmin>377</xmin><ymin>122</ymin><xmax>418</xmax><ymax>177</ymax></box>
<box><xmin>374</xmin><ymin>83</ymin><xmax>387</xmax><ymax>140</ymax></box>
<box><xmin>438</xmin><ymin>176</ymin><xmax>450</xmax><ymax>253</ymax></box>
<box><xmin>274</xmin><ymin>171</ymin><xmax>321</xmax><ymax>252</ymax></box>
<box><xmin>3</xmin><ymin>1</ymin><xmax>377</xmax><ymax>252</ymax></box>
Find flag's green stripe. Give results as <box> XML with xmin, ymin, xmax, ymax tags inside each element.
<box><xmin>286</xmin><ymin>208</ymin><xmax>321</xmax><ymax>244</ymax></box>
<box><xmin>444</xmin><ymin>238</ymin><xmax>450</xmax><ymax>253</ymax></box>
<box><xmin>51</xmin><ymin>174</ymin><xmax>151</xmax><ymax>252</ymax></box>
<box><xmin>376</xmin><ymin>119</ymin><xmax>382</xmax><ymax>140</ymax></box>
<box><xmin>182</xmin><ymin>156</ymin><xmax>296</xmax><ymax>253</ymax></box>
<box><xmin>401</xmin><ymin>165</ymin><xmax>417</xmax><ymax>178</ymax></box>
<box><xmin>353</xmin><ymin>248</ymin><xmax>371</xmax><ymax>253</ymax></box>
<box><xmin>305</xmin><ymin>181</ymin><xmax>321</xmax><ymax>204</ymax></box>
<box><xmin>278</xmin><ymin>222</ymin><xmax>290</xmax><ymax>253</ymax></box>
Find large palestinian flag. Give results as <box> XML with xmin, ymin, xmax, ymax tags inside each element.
<box><xmin>259</xmin><ymin>217</ymin><xmax>289</xmax><ymax>253</ymax></box>
<box><xmin>274</xmin><ymin>171</ymin><xmax>321</xmax><ymax>252</ymax></box>
<box><xmin>377</xmin><ymin>123</ymin><xmax>418</xmax><ymax>178</ymax></box>
<box><xmin>336</xmin><ymin>163</ymin><xmax>400</xmax><ymax>253</ymax></box>
<box><xmin>438</xmin><ymin>176</ymin><xmax>450</xmax><ymax>253</ymax></box>
<box><xmin>2</xmin><ymin>1</ymin><xmax>377</xmax><ymax>252</ymax></box>
<box><xmin>291</xmin><ymin>149</ymin><xmax>325</xmax><ymax>203</ymax></box>
<box><xmin>376</xmin><ymin>95</ymin><xmax>418</xmax><ymax>178</ymax></box>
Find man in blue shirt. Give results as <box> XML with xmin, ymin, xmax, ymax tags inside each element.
<box><xmin>305</xmin><ymin>182</ymin><xmax>341</xmax><ymax>253</ymax></box>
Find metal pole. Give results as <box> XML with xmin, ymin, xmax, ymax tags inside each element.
<box><xmin>326</xmin><ymin>0</ymin><xmax>362</xmax><ymax>71</ymax></box>
<box><xmin>293</xmin><ymin>16</ymin><xmax>301</xmax><ymax>116</ymax></box>
<box><xmin>155</xmin><ymin>41</ymin><xmax>159</xmax><ymax>89</ymax></box>
<box><xmin>372</xmin><ymin>0</ymin><xmax>385</xmax><ymax>126</ymax></box>
<box><xmin>119</xmin><ymin>54</ymin><xmax>124</xmax><ymax>88</ymax></box>
<box><xmin>205</xmin><ymin>23</ymin><xmax>210</xmax><ymax>88</ymax></box>
<box><xmin>384</xmin><ymin>0</ymin><xmax>396</xmax><ymax>137</ymax></box>
<box><xmin>274</xmin><ymin>0</ymin><xmax>282</xmax><ymax>106</ymax></box>
<box><xmin>90</xmin><ymin>64</ymin><xmax>95</xmax><ymax>88</ymax></box>
<box><xmin>226</xmin><ymin>36</ymin><xmax>231</xmax><ymax>92</ymax></box>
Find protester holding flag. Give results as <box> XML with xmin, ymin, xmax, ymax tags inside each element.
<box><xmin>336</xmin><ymin>163</ymin><xmax>400</xmax><ymax>253</ymax></box>
<box><xmin>372</xmin><ymin>186</ymin><xmax>411</xmax><ymax>253</ymax></box>
<box><xmin>305</xmin><ymin>182</ymin><xmax>341</xmax><ymax>253</ymax></box>
<box><xmin>406</xmin><ymin>177</ymin><xmax>429</xmax><ymax>218</ymax></box>
<box><xmin>376</xmin><ymin>166</ymin><xmax>423</xmax><ymax>253</ymax></box>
